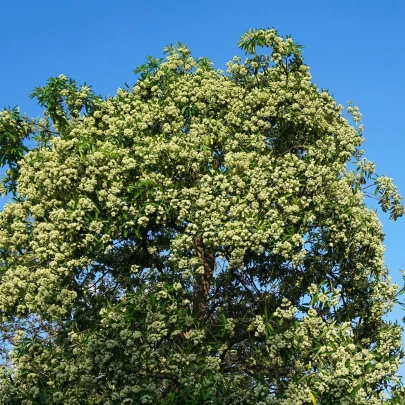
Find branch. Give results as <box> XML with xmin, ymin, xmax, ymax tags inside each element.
<box><xmin>192</xmin><ymin>236</ymin><xmax>215</xmax><ymax>319</ymax></box>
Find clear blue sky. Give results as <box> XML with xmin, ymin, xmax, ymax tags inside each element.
<box><xmin>1</xmin><ymin>0</ymin><xmax>404</xmax><ymax>377</ymax></box>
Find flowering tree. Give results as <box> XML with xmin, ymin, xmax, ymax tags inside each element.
<box><xmin>0</xmin><ymin>28</ymin><xmax>404</xmax><ymax>404</ymax></box>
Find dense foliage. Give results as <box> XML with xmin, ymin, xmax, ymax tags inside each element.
<box><xmin>0</xmin><ymin>28</ymin><xmax>404</xmax><ymax>404</ymax></box>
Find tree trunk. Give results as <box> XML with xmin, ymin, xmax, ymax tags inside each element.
<box><xmin>192</xmin><ymin>236</ymin><xmax>215</xmax><ymax>319</ymax></box>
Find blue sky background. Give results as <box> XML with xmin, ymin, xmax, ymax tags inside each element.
<box><xmin>1</xmin><ymin>0</ymin><xmax>404</xmax><ymax>378</ymax></box>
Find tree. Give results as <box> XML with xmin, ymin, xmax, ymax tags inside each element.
<box><xmin>0</xmin><ymin>28</ymin><xmax>404</xmax><ymax>404</ymax></box>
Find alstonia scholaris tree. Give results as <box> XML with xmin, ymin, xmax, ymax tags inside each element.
<box><xmin>0</xmin><ymin>28</ymin><xmax>404</xmax><ymax>404</ymax></box>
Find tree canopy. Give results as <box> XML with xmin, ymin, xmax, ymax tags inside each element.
<box><xmin>0</xmin><ymin>28</ymin><xmax>404</xmax><ymax>404</ymax></box>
